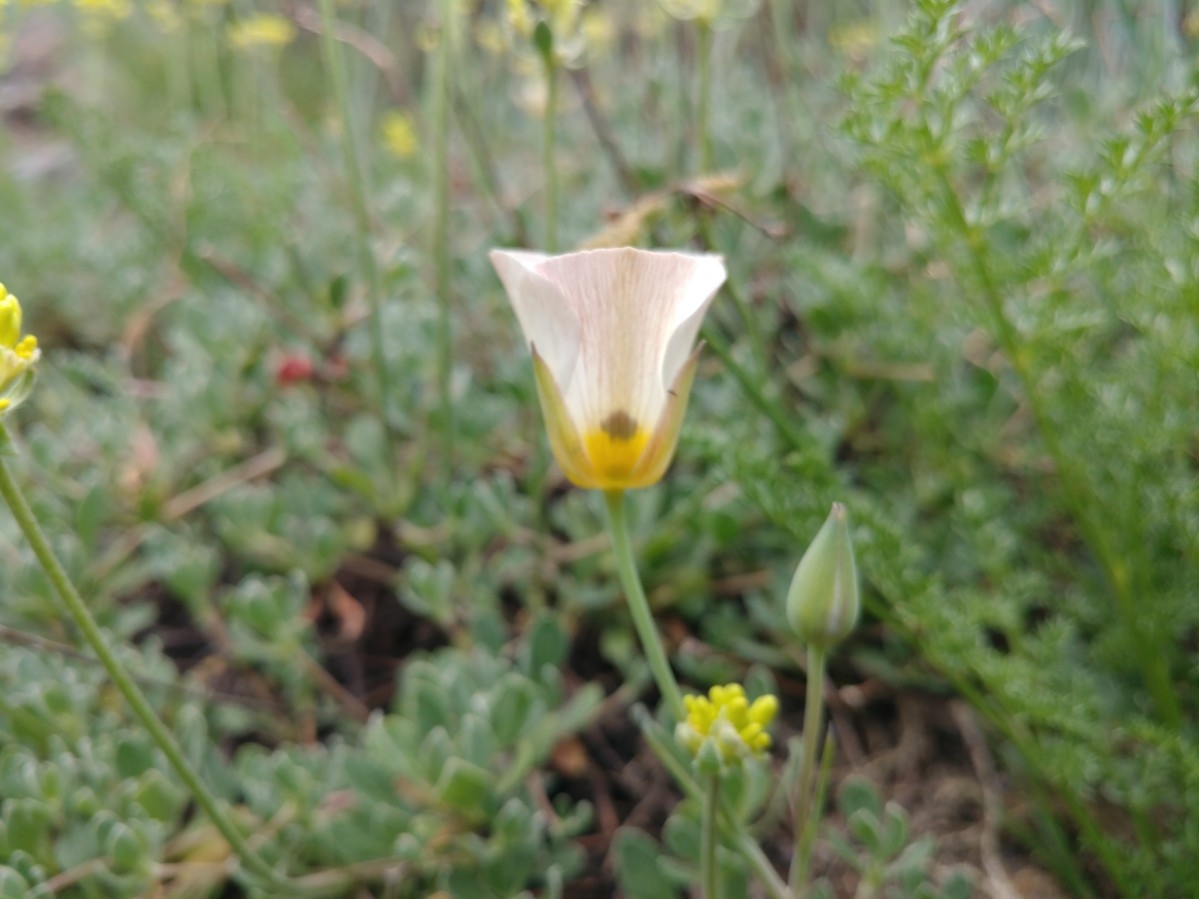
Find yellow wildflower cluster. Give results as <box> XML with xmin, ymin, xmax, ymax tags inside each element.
<box><xmin>498</xmin><ymin>0</ymin><xmax>614</xmax><ymax>68</ymax></box>
<box><xmin>659</xmin><ymin>0</ymin><xmax>758</xmax><ymax>26</ymax></box>
<box><xmin>0</xmin><ymin>284</ymin><xmax>40</xmax><ymax>414</ymax></box>
<box><xmin>227</xmin><ymin>13</ymin><xmax>296</xmax><ymax>50</ymax></box>
<box><xmin>75</xmin><ymin>0</ymin><xmax>132</xmax><ymax>20</ymax></box>
<box><xmin>380</xmin><ymin>111</ymin><xmax>419</xmax><ymax>160</ymax></box>
<box><xmin>677</xmin><ymin>683</ymin><xmax>778</xmax><ymax>764</ymax></box>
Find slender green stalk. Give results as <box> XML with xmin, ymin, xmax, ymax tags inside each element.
<box><xmin>696</xmin><ymin>18</ymin><xmax>713</xmax><ymax>172</ymax></box>
<box><xmin>701</xmin><ymin>771</ymin><xmax>722</xmax><ymax>899</ymax></box>
<box><xmin>432</xmin><ymin>0</ymin><xmax>455</xmax><ymax>460</ymax></box>
<box><xmin>315</xmin><ymin>0</ymin><xmax>395</xmax><ymax>450</ymax></box>
<box><xmin>543</xmin><ymin>55</ymin><xmax>559</xmax><ymax>252</ymax></box>
<box><xmin>766</xmin><ymin>0</ymin><xmax>794</xmax><ymax>78</ymax></box>
<box><xmin>198</xmin><ymin>21</ymin><xmax>228</xmax><ymax>121</ymax></box>
<box><xmin>796</xmin><ymin>732</ymin><xmax>835</xmax><ymax>892</ymax></box>
<box><xmin>602</xmin><ymin>490</ymin><xmax>685</xmax><ymax>720</ymax></box>
<box><xmin>789</xmin><ymin>645</ymin><xmax>827</xmax><ymax>893</ymax></box>
<box><xmin>932</xmin><ymin>168</ymin><xmax>1180</xmax><ymax>729</ymax></box>
<box><xmin>0</xmin><ymin>425</ymin><xmax>288</xmax><ymax>893</ymax></box>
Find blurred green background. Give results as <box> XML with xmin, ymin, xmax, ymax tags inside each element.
<box><xmin>0</xmin><ymin>0</ymin><xmax>1197</xmax><ymax>896</ymax></box>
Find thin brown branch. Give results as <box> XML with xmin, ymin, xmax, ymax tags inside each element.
<box><xmin>569</xmin><ymin>66</ymin><xmax>640</xmax><ymax>196</ymax></box>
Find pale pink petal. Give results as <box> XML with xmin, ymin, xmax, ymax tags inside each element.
<box><xmin>660</xmin><ymin>253</ymin><xmax>726</xmax><ymax>387</ymax></box>
<box><xmin>532</xmin><ymin>248</ymin><xmax>725</xmax><ymax>437</ymax></box>
<box><xmin>489</xmin><ymin>250</ymin><xmax>581</xmax><ymax>397</ymax></box>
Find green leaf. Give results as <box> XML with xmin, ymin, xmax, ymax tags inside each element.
<box><xmin>612</xmin><ymin>829</ymin><xmax>684</xmax><ymax>899</ymax></box>
<box><xmin>435</xmin><ymin>757</ymin><xmax>493</xmax><ymax>817</ymax></box>
<box><xmin>105</xmin><ymin>822</ymin><xmax>145</xmax><ymax>874</ymax></box>
<box><xmin>522</xmin><ymin>610</ymin><xmax>569</xmax><ymax>681</ymax></box>
<box><xmin>0</xmin><ymin>868</ymin><xmax>30</xmax><ymax>899</ymax></box>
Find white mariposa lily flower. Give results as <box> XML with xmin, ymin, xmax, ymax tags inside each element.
<box><xmin>490</xmin><ymin>247</ymin><xmax>726</xmax><ymax>490</ymax></box>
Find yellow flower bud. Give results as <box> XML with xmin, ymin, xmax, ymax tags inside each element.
<box><xmin>0</xmin><ymin>285</ymin><xmax>21</xmax><ymax>349</ymax></box>
<box><xmin>0</xmin><ymin>283</ymin><xmax>40</xmax><ymax>416</ymax></box>
<box><xmin>227</xmin><ymin>13</ymin><xmax>296</xmax><ymax>50</ymax></box>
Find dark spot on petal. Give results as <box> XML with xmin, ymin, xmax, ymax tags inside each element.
<box><xmin>601</xmin><ymin>410</ymin><xmax>639</xmax><ymax>441</ymax></box>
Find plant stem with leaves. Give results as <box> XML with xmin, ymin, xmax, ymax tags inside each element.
<box><xmin>431</xmin><ymin>0</ymin><xmax>455</xmax><ymax>461</ymax></box>
<box><xmin>932</xmin><ymin>164</ymin><xmax>1180</xmax><ymax>730</ymax></box>
<box><xmin>315</xmin><ymin>0</ymin><xmax>395</xmax><ymax>456</ymax></box>
<box><xmin>0</xmin><ymin>425</ymin><xmax>290</xmax><ymax>894</ymax></box>
<box><xmin>638</xmin><ymin>707</ymin><xmax>792</xmax><ymax>899</ymax></box>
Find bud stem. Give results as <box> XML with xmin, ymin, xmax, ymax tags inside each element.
<box><xmin>789</xmin><ymin>644</ymin><xmax>827</xmax><ymax>893</ymax></box>
<box><xmin>603</xmin><ymin>489</ymin><xmax>685</xmax><ymax>720</ymax></box>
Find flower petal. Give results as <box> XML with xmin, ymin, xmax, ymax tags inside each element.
<box><xmin>490</xmin><ymin>247</ymin><xmax>725</xmax><ymax>491</ymax></box>
<box><xmin>626</xmin><ymin>343</ymin><xmax>703</xmax><ymax>487</ymax></box>
<box><xmin>658</xmin><ymin>254</ymin><xmax>726</xmax><ymax>389</ymax></box>
<box><xmin>489</xmin><ymin>250</ymin><xmax>581</xmax><ymax>399</ymax></box>
<box><xmin>532</xmin><ymin>248</ymin><xmax>724</xmax><ymax>438</ymax></box>
<box><xmin>531</xmin><ymin>345</ymin><xmax>596</xmax><ymax>489</ymax></box>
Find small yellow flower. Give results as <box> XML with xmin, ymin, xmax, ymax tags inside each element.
<box><xmin>659</xmin><ymin>0</ymin><xmax>721</xmax><ymax>23</ymax></box>
<box><xmin>659</xmin><ymin>0</ymin><xmax>757</xmax><ymax>27</ymax></box>
<box><xmin>0</xmin><ymin>283</ymin><xmax>40</xmax><ymax>414</ymax></box>
<box><xmin>506</xmin><ymin>0</ymin><xmax>535</xmax><ymax>38</ymax></box>
<box><xmin>227</xmin><ymin>13</ymin><xmax>296</xmax><ymax>50</ymax></box>
<box><xmin>473</xmin><ymin>19</ymin><xmax>508</xmax><ymax>56</ymax></box>
<box><xmin>146</xmin><ymin>0</ymin><xmax>181</xmax><ymax>32</ymax></box>
<box><xmin>75</xmin><ymin>0</ymin><xmax>133</xmax><ymax>19</ymax></box>
<box><xmin>1185</xmin><ymin>9</ymin><xmax>1199</xmax><ymax>37</ymax></box>
<box><xmin>380</xmin><ymin>111</ymin><xmax>419</xmax><ymax>160</ymax></box>
<box><xmin>677</xmin><ymin>684</ymin><xmax>778</xmax><ymax>764</ymax></box>
<box><xmin>503</xmin><ymin>0</ymin><xmax>601</xmax><ymax>67</ymax></box>
<box><xmin>490</xmin><ymin>248</ymin><xmax>725</xmax><ymax>491</ymax></box>
<box><xmin>578</xmin><ymin>6</ymin><xmax>615</xmax><ymax>58</ymax></box>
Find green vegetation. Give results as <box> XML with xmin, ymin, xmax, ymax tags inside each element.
<box><xmin>1</xmin><ymin>0</ymin><xmax>1197</xmax><ymax>896</ymax></box>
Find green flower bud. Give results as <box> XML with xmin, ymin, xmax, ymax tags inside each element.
<box><xmin>786</xmin><ymin>502</ymin><xmax>860</xmax><ymax>649</ymax></box>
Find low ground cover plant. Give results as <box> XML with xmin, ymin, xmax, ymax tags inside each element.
<box><xmin>1</xmin><ymin>0</ymin><xmax>1197</xmax><ymax>896</ymax></box>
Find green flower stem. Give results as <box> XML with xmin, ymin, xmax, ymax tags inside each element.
<box><xmin>602</xmin><ymin>490</ymin><xmax>685</xmax><ymax>720</ymax></box>
<box><xmin>789</xmin><ymin>644</ymin><xmax>827</xmax><ymax>894</ymax></box>
<box><xmin>543</xmin><ymin>55</ymin><xmax>559</xmax><ymax>252</ymax></box>
<box><xmin>931</xmin><ymin>166</ymin><xmax>1179</xmax><ymax>730</ymax></box>
<box><xmin>316</xmin><ymin>0</ymin><xmax>395</xmax><ymax>456</ymax></box>
<box><xmin>696</xmin><ymin>18</ymin><xmax>713</xmax><ymax>172</ymax></box>
<box><xmin>432</xmin><ymin>0</ymin><xmax>455</xmax><ymax>461</ymax></box>
<box><xmin>0</xmin><ymin>425</ymin><xmax>289</xmax><ymax>894</ymax></box>
<box><xmin>701</xmin><ymin>771</ymin><xmax>721</xmax><ymax>899</ymax></box>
